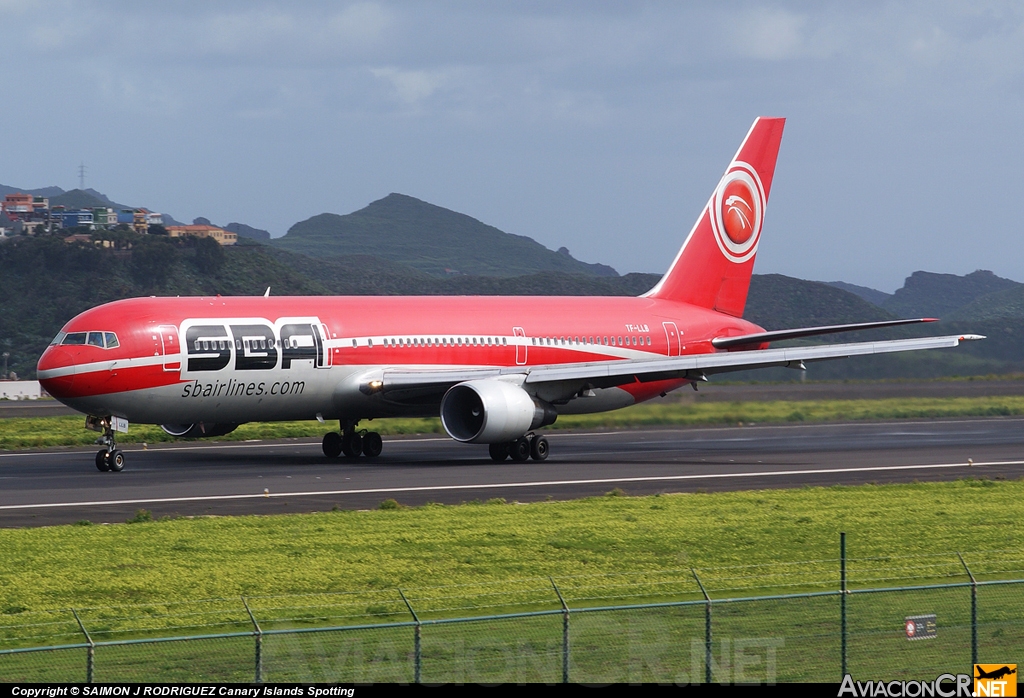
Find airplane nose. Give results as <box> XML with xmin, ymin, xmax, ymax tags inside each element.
<box><xmin>37</xmin><ymin>346</ymin><xmax>76</xmax><ymax>398</ymax></box>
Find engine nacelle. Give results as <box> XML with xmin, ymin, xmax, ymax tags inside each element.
<box><xmin>440</xmin><ymin>380</ymin><xmax>557</xmax><ymax>444</ymax></box>
<box><xmin>160</xmin><ymin>423</ymin><xmax>239</xmax><ymax>439</ymax></box>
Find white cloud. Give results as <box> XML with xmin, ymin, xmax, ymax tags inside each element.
<box><xmin>370</xmin><ymin>67</ymin><xmax>445</xmax><ymax>104</ymax></box>
<box><xmin>728</xmin><ymin>7</ymin><xmax>809</xmax><ymax>60</ymax></box>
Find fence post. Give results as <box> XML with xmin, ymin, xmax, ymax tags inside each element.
<box><xmin>957</xmin><ymin>553</ymin><xmax>978</xmax><ymax>667</ymax></box>
<box><xmin>841</xmin><ymin>532</ymin><xmax>848</xmax><ymax>680</ymax></box>
<box><xmin>550</xmin><ymin>577</ymin><xmax>570</xmax><ymax>684</ymax></box>
<box><xmin>692</xmin><ymin>569</ymin><xmax>712</xmax><ymax>684</ymax></box>
<box><xmin>71</xmin><ymin>608</ymin><xmax>94</xmax><ymax>684</ymax></box>
<box><xmin>398</xmin><ymin>589</ymin><xmax>421</xmax><ymax>684</ymax></box>
<box><xmin>242</xmin><ymin>597</ymin><xmax>262</xmax><ymax>684</ymax></box>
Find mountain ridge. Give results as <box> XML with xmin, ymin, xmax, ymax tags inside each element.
<box><xmin>1</xmin><ymin>229</ymin><xmax>1020</xmax><ymax>382</ymax></box>
<box><xmin>272</xmin><ymin>193</ymin><xmax>619</xmax><ymax>278</ymax></box>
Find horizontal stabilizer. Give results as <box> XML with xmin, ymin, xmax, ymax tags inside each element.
<box><xmin>711</xmin><ymin>318</ymin><xmax>939</xmax><ymax>349</ymax></box>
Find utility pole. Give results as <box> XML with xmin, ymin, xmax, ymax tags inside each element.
<box><xmin>78</xmin><ymin>163</ymin><xmax>86</xmax><ymax>190</ymax></box>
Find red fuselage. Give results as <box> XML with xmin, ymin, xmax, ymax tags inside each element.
<box><xmin>37</xmin><ymin>294</ymin><xmax>765</xmax><ymax>425</ymax></box>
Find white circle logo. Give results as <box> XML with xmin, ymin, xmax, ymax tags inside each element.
<box><xmin>709</xmin><ymin>161</ymin><xmax>765</xmax><ymax>263</ymax></box>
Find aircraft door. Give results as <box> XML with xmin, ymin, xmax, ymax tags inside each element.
<box><xmin>158</xmin><ymin>325</ymin><xmax>181</xmax><ymax>371</ymax></box>
<box><xmin>320</xmin><ymin>324</ymin><xmax>333</xmax><ymax>368</ymax></box>
<box><xmin>513</xmin><ymin>327</ymin><xmax>527</xmax><ymax>365</ymax></box>
<box><xmin>663</xmin><ymin>322</ymin><xmax>681</xmax><ymax>357</ymax></box>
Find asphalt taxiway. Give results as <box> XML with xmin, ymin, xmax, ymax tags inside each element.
<box><xmin>1</xmin><ymin>417</ymin><xmax>1022</xmax><ymax>527</ymax></box>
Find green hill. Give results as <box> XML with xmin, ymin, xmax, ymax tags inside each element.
<box><xmin>946</xmin><ymin>285</ymin><xmax>1024</xmax><ymax>322</ymax></box>
<box><xmin>0</xmin><ymin>184</ymin><xmax>65</xmax><ymax>198</ymax></box>
<box><xmin>48</xmin><ymin>189</ymin><xmax>132</xmax><ymax>211</ymax></box>
<box><xmin>882</xmin><ymin>270</ymin><xmax>1021</xmax><ymax>318</ymax></box>
<box><xmin>272</xmin><ymin>193</ymin><xmax>618</xmax><ymax>278</ymax></box>
<box><xmin>746</xmin><ymin>275</ymin><xmax>895</xmax><ymax>329</ymax></box>
<box><xmin>825</xmin><ymin>280</ymin><xmax>892</xmax><ymax>307</ymax></box>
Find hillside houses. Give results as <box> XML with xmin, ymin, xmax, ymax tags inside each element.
<box><xmin>0</xmin><ymin>193</ymin><xmax>235</xmax><ymax>245</ymax></box>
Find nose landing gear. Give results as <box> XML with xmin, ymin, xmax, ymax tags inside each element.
<box><xmin>95</xmin><ymin>448</ymin><xmax>125</xmax><ymax>472</ymax></box>
<box><xmin>90</xmin><ymin>418</ymin><xmax>125</xmax><ymax>472</ymax></box>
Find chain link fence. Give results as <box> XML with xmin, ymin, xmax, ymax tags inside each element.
<box><xmin>2</xmin><ymin>549</ymin><xmax>1023</xmax><ymax>683</ymax></box>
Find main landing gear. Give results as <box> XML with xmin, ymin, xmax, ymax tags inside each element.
<box><xmin>489</xmin><ymin>434</ymin><xmax>548</xmax><ymax>462</ymax></box>
<box><xmin>323</xmin><ymin>421</ymin><xmax>382</xmax><ymax>459</ymax></box>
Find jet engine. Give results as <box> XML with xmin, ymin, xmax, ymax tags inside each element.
<box><xmin>160</xmin><ymin>423</ymin><xmax>240</xmax><ymax>438</ymax></box>
<box><xmin>440</xmin><ymin>380</ymin><xmax>556</xmax><ymax>444</ymax></box>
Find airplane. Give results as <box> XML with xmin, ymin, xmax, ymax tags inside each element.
<box><xmin>36</xmin><ymin>117</ymin><xmax>983</xmax><ymax>472</ymax></box>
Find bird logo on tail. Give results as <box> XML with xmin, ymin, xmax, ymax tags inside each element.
<box><xmin>709</xmin><ymin>162</ymin><xmax>765</xmax><ymax>263</ymax></box>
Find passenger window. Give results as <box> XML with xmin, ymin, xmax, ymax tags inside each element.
<box><xmin>62</xmin><ymin>332</ymin><xmax>88</xmax><ymax>345</ymax></box>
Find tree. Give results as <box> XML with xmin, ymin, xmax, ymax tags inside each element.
<box><xmin>194</xmin><ymin>236</ymin><xmax>225</xmax><ymax>274</ymax></box>
<box><xmin>130</xmin><ymin>237</ymin><xmax>179</xmax><ymax>288</ymax></box>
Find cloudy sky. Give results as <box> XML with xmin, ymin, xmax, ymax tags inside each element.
<box><xmin>1</xmin><ymin>1</ymin><xmax>1022</xmax><ymax>291</ymax></box>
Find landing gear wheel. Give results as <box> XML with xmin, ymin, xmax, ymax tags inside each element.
<box><xmin>510</xmin><ymin>437</ymin><xmax>531</xmax><ymax>462</ymax></box>
<box><xmin>489</xmin><ymin>442</ymin><xmax>510</xmax><ymax>462</ymax></box>
<box><xmin>362</xmin><ymin>432</ymin><xmax>383</xmax><ymax>458</ymax></box>
<box><xmin>530</xmin><ymin>435</ymin><xmax>549</xmax><ymax>461</ymax></box>
<box><xmin>107</xmin><ymin>449</ymin><xmax>125</xmax><ymax>472</ymax></box>
<box><xmin>342</xmin><ymin>432</ymin><xmax>363</xmax><ymax>458</ymax></box>
<box><xmin>95</xmin><ymin>450</ymin><xmax>110</xmax><ymax>472</ymax></box>
<box><xmin>322</xmin><ymin>432</ymin><xmax>342</xmax><ymax>458</ymax></box>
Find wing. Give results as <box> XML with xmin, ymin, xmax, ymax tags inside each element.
<box><xmin>366</xmin><ymin>333</ymin><xmax>984</xmax><ymax>404</ymax></box>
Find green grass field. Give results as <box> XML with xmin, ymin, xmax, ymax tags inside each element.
<box><xmin>1</xmin><ymin>479</ymin><xmax>1021</xmax><ymax>622</ymax></box>
<box><xmin>3</xmin><ymin>395</ymin><xmax>1024</xmax><ymax>450</ymax></box>
<box><xmin>2</xmin><ymin>479</ymin><xmax>1023</xmax><ymax>682</ymax></box>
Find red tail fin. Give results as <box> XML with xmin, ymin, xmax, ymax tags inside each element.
<box><xmin>644</xmin><ymin>117</ymin><xmax>785</xmax><ymax>317</ymax></box>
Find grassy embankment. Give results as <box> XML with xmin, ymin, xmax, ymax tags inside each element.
<box><xmin>3</xmin><ymin>395</ymin><xmax>1024</xmax><ymax>450</ymax></box>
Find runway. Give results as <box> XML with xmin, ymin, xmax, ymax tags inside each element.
<box><xmin>1</xmin><ymin>417</ymin><xmax>1023</xmax><ymax>527</ymax></box>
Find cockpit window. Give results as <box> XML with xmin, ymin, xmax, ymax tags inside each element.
<box><xmin>50</xmin><ymin>332</ymin><xmax>66</xmax><ymax>346</ymax></box>
<box><xmin>61</xmin><ymin>332</ymin><xmax>88</xmax><ymax>345</ymax></box>
<box><xmin>60</xmin><ymin>331</ymin><xmax>119</xmax><ymax>348</ymax></box>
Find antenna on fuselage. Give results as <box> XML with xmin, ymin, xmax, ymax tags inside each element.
<box><xmin>264</xmin><ymin>287</ymin><xmax>271</xmax><ymax>297</ymax></box>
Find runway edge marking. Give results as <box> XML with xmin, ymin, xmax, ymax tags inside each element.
<box><xmin>2</xmin><ymin>460</ymin><xmax>1022</xmax><ymax>511</ymax></box>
